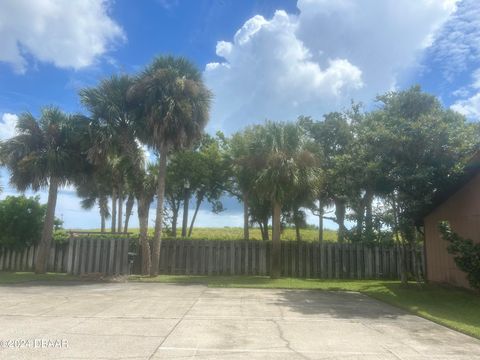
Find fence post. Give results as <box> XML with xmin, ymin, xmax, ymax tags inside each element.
<box><xmin>389</xmin><ymin>247</ymin><xmax>395</xmax><ymax>278</ymax></box>
<box><xmin>374</xmin><ymin>246</ymin><xmax>380</xmax><ymax>279</ymax></box>
<box><xmin>107</xmin><ymin>239</ymin><xmax>115</xmax><ymax>275</ymax></box>
<box><xmin>0</xmin><ymin>248</ymin><xmax>4</xmax><ymax>271</ymax></box>
<box><xmin>334</xmin><ymin>244</ymin><xmax>340</xmax><ymax>279</ymax></box>
<box><xmin>66</xmin><ymin>238</ymin><xmax>75</xmax><ymax>274</ymax></box>
<box><xmin>207</xmin><ymin>241</ymin><xmax>213</xmax><ymax>275</ymax></box>
<box><xmin>229</xmin><ymin>241</ymin><xmax>234</xmax><ymax>275</ymax></box>
<box><xmin>305</xmin><ymin>243</ymin><xmax>310</xmax><ymax>279</ymax></box>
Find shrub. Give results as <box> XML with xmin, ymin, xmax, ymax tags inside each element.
<box><xmin>0</xmin><ymin>195</ymin><xmax>46</xmax><ymax>250</ymax></box>
<box><xmin>53</xmin><ymin>230</ymin><xmax>70</xmax><ymax>244</ymax></box>
<box><xmin>438</xmin><ymin>221</ymin><xmax>480</xmax><ymax>290</ymax></box>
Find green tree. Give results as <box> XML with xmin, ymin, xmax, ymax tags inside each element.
<box><xmin>228</xmin><ymin>129</ymin><xmax>259</xmax><ymax>240</ymax></box>
<box><xmin>187</xmin><ymin>134</ymin><xmax>231</xmax><ymax>237</ymax></box>
<box><xmin>165</xmin><ymin>141</ymin><xmax>204</xmax><ymax>237</ymax></box>
<box><xmin>248</xmin><ymin>121</ymin><xmax>316</xmax><ymax>278</ymax></box>
<box><xmin>0</xmin><ymin>108</ymin><xmax>90</xmax><ymax>273</ymax></box>
<box><xmin>164</xmin><ymin>159</ymin><xmax>186</xmax><ymax>237</ymax></box>
<box><xmin>300</xmin><ymin>112</ymin><xmax>356</xmax><ymax>242</ymax></box>
<box><xmin>129</xmin><ymin>55</ymin><xmax>212</xmax><ymax>275</ymax></box>
<box><xmin>0</xmin><ymin>196</ymin><xmax>45</xmax><ymax>250</ymax></box>
<box><xmin>375</xmin><ymin>86</ymin><xmax>478</xmax><ymax>282</ymax></box>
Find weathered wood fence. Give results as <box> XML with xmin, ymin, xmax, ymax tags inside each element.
<box><xmin>133</xmin><ymin>239</ymin><xmax>424</xmax><ymax>279</ymax></box>
<box><xmin>0</xmin><ymin>237</ymin><xmax>130</xmax><ymax>276</ymax></box>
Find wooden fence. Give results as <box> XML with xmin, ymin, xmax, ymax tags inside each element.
<box><xmin>1</xmin><ymin>237</ymin><xmax>424</xmax><ymax>280</ymax></box>
<box><xmin>0</xmin><ymin>237</ymin><xmax>130</xmax><ymax>276</ymax></box>
<box><xmin>133</xmin><ymin>239</ymin><xmax>424</xmax><ymax>279</ymax></box>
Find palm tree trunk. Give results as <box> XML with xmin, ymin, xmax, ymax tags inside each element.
<box><xmin>181</xmin><ymin>189</ymin><xmax>189</xmax><ymax>237</ymax></box>
<box><xmin>35</xmin><ymin>177</ymin><xmax>59</xmax><ymax>274</ymax></box>
<box><xmin>364</xmin><ymin>189</ymin><xmax>374</xmax><ymax>239</ymax></box>
<box><xmin>172</xmin><ymin>208</ymin><xmax>178</xmax><ymax>238</ymax></box>
<box><xmin>138</xmin><ymin>196</ymin><xmax>151</xmax><ymax>275</ymax></box>
<box><xmin>391</xmin><ymin>194</ymin><xmax>408</xmax><ymax>285</ymax></box>
<box><xmin>123</xmin><ymin>195</ymin><xmax>134</xmax><ymax>233</ymax></box>
<box><xmin>334</xmin><ymin>198</ymin><xmax>346</xmax><ymax>243</ymax></box>
<box><xmin>294</xmin><ymin>209</ymin><xmax>302</xmax><ymax>241</ymax></box>
<box><xmin>99</xmin><ymin>196</ymin><xmax>108</xmax><ymax>233</ymax></box>
<box><xmin>111</xmin><ymin>189</ymin><xmax>117</xmax><ymax>233</ymax></box>
<box><xmin>243</xmin><ymin>192</ymin><xmax>249</xmax><ymax>240</ymax></box>
<box><xmin>355</xmin><ymin>205</ymin><xmax>364</xmax><ymax>240</ymax></box>
<box><xmin>117</xmin><ymin>191</ymin><xmax>123</xmax><ymax>233</ymax></box>
<box><xmin>271</xmin><ymin>200</ymin><xmax>282</xmax><ymax>279</ymax></box>
<box><xmin>188</xmin><ymin>193</ymin><xmax>204</xmax><ymax>237</ymax></box>
<box><xmin>152</xmin><ymin>144</ymin><xmax>168</xmax><ymax>276</ymax></box>
<box><xmin>318</xmin><ymin>201</ymin><xmax>324</xmax><ymax>243</ymax></box>
<box><xmin>174</xmin><ymin>200</ymin><xmax>181</xmax><ymax>237</ymax></box>
<box><xmin>101</xmin><ymin>212</ymin><xmax>105</xmax><ymax>233</ymax></box>
<box><xmin>262</xmin><ymin>219</ymin><xmax>269</xmax><ymax>240</ymax></box>
<box><xmin>295</xmin><ymin>221</ymin><xmax>301</xmax><ymax>242</ymax></box>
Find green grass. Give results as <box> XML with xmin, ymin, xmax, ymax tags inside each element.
<box><xmin>129</xmin><ymin>275</ymin><xmax>480</xmax><ymax>339</ymax></box>
<box><xmin>0</xmin><ymin>271</ymin><xmax>78</xmax><ymax>284</ymax></box>
<box><xmin>79</xmin><ymin>226</ymin><xmax>338</xmax><ymax>241</ymax></box>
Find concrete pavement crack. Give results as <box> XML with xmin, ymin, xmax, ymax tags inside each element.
<box><xmin>270</xmin><ymin>319</ymin><xmax>310</xmax><ymax>360</ymax></box>
<box><xmin>147</xmin><ymin>286</ymin><xmax>207</xmax><ymax>360</ymax></box>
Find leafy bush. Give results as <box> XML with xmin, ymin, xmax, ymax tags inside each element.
<box><xmin>438</xmin><ymin>221</ymin><xmax>480</xmax><ymax>290</ymax></box>
<box><xmin>52</xmin><ymin>230</ymin><xmax>70</xmax><ymax>244</ymax></box>
<box><xmin>0</xmin><ymin>196</ymin><xmax>46</xmax><ymax>250</ymax></box>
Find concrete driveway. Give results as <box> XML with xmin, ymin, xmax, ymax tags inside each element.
<box><xmin>0</xmin><ymin>282</ymin><xmax>479</xmax><ymax>359</ymax></box>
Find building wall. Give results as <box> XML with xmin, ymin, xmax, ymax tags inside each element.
<box><xmin>424</xmin><ymin>172</ymin><xmax>480</xmax><ymax>289</ymax></box>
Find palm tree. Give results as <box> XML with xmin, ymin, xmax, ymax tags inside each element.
<box><xmin>131</xmin><ymin>161</ymin><xmax>158</xmax><ymax>275</ymax></box>
<box><xmin>249</xmin><ymin>121</ymin><xmax>316</xmax><ymax>278</ymax></box>
<box><xmin>0</xmin><ymin>107</ymin><xmax>89</xmax><ymax>273</ymax></box>
<box><xmin>76</xmin><ymin>168</ymin><xmax>111</xmax><ymax>232</ymax></box>
<box><xmin>129</xmin><ymin>55</ymin><xmax>212</xmax><ymax>275</ymax></box>
<box><xmin>229</xmin><ymin>130</ymin><xmax>258</xmax><ymax>241</ymax></box>
<box><xmin>80</xmin><ymin>74</ymin><xmax>140</xmax><ymax>233</ymax></box>
<box><xmin>123</xmin><ymin>193</ymin><xmax>135</xmax><ymax>233</ymax></box>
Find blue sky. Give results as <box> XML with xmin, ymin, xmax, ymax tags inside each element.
<box><xmin>1</xmin><ymin>0</ymin><xmax>479</xmax><ymax>230</ymax></box>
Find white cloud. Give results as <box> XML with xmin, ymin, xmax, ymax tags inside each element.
<box><xmin>473</xmin><ymin>68</ymin><xmax>480</xmax><ymax>89</ymax></box>
<box><xmin>451</xmin><ymin>67</ymin><xmax>480</xmax><ymax>120</ymax></box>
<box><xmin>157</xmin><ymin>0</ymin><xmax>179</xmax><ymax>11</ymax></box>
<box><xmin>204</xmin><ymin>0</ymin><xmax>458</xmax><ymax>133</ymax></box>
<box><xmin>0</xmin><ymin>113</ymin><xmax>18</xmax><ymax>140</ymax></box>
<box><xmin>451</xmin><ymin>92</ymin><xmax>480</xmax><ymax>119</ymax></box>
<box><xmin>428</xmin><ymin>0</ymin><xmax>480</xmax><ymax>79</ymax></box>
<box><xmin>0</xmin><ymin>0</ymin><xmax>125</xmax><ymax>73</ymax></box>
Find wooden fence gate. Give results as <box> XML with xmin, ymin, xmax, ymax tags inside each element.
<box><xmin>0</xmin><ymin>237</ymin><xmax>130</xmax><ymax>276</ymax></box>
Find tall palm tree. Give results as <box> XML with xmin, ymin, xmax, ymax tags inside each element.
<box><xmin>129</xmin><ymin>55</ymin><xmax>212</xmax><ymax>275</ymax></box>
<box><xmin>249</xmin><ymin>121</ymin><xmax>316</xmax><ymax>278</ymax></box>
<box><xmin>0</xmin><ymin>107</ymin><xmax>89</xmax><ymax>273</ymax></box>
<box><xmin>80</xmin><ymin>74</ymin><xmax>140</xmax><ymax>233</ymax></box>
